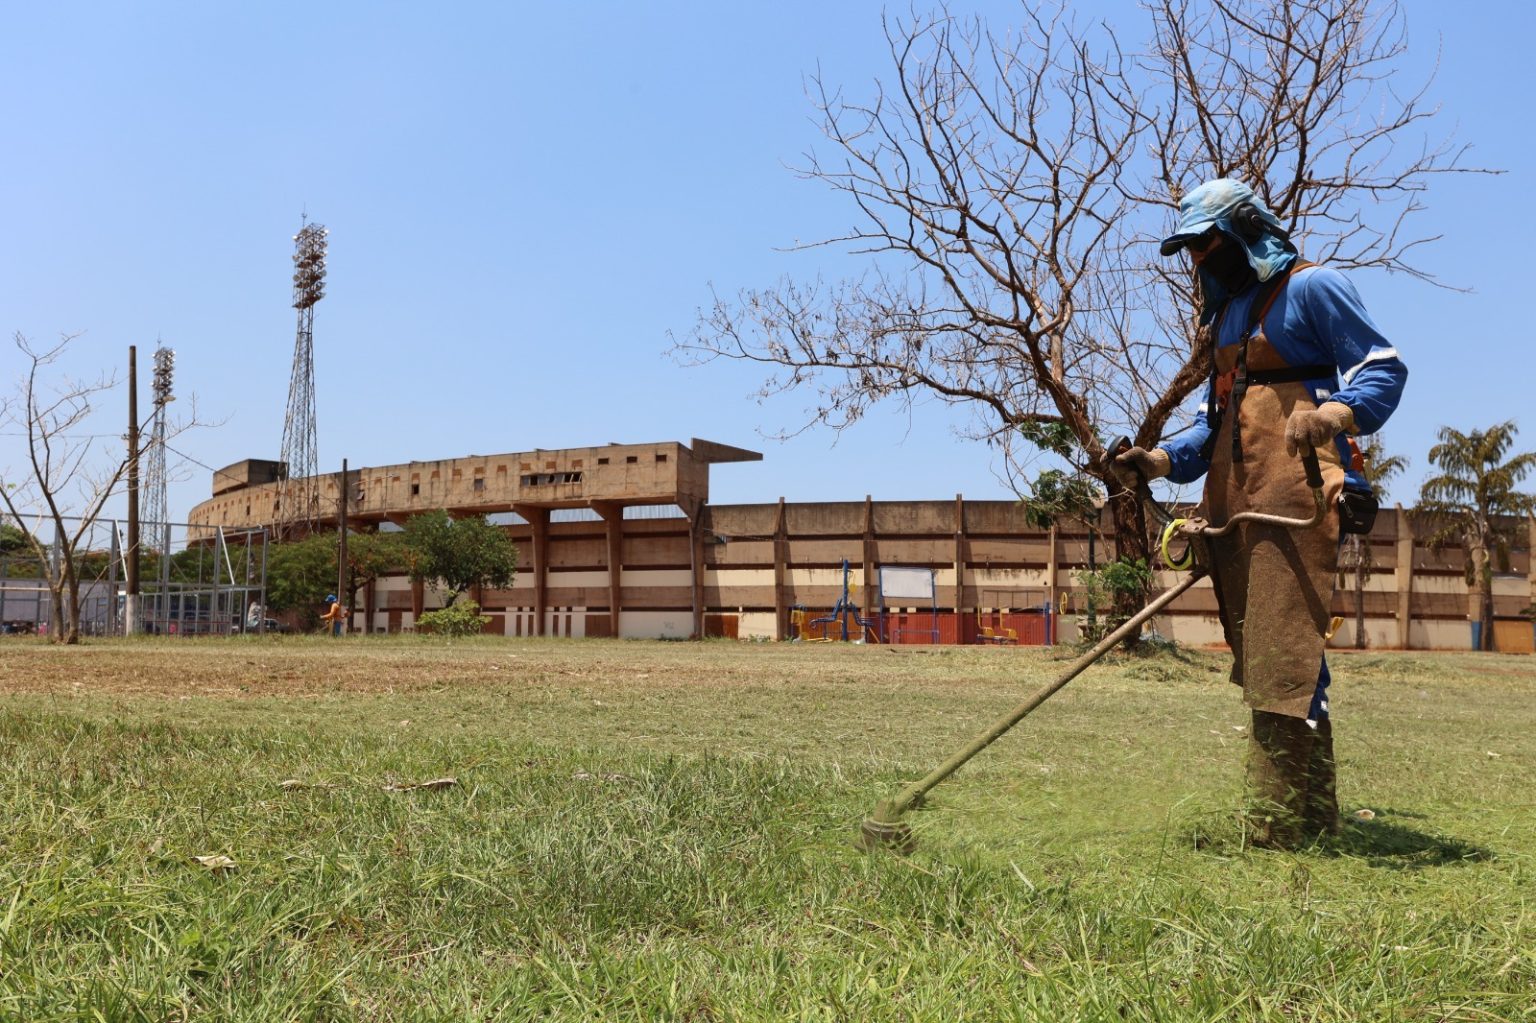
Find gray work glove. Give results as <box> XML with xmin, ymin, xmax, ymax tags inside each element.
<box><xmin>1284</xmin><ymin>401</ymin><xmax>1354</xmax><ymax>457</ymax></box>
<box><xmin>1109</xmin><ymin>446</ymin><xmax>1171</xmax><ymax>491</ymax></box>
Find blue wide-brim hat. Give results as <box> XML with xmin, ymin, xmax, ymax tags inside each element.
<box><xmin>1160</xmin><ymin>178</ymin><xmax>1296</xmax><ymax>285</ymax></box>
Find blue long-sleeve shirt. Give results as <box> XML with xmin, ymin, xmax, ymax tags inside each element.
<box><xmin>1161</xmin><ymin>266</ymin><xmax>1407</xmax><ymax>488</ymax></box>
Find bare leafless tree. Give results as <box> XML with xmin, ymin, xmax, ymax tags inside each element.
<box><xmin>674</xmin><ymin>0</ymin><xmax>1486</xmax><ymax>611</ymax></box>
<box><xmin>0</xmin><ymin>333</ymin><xmax>203</xmax><ymax>644</ymax></box>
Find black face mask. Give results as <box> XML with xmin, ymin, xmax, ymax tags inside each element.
<box><xmin>1203</xmin><ymin>237</ymin><xmax>1257</xmax><ymax>295</ymax></box>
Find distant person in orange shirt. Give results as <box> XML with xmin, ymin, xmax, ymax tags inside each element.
<box><xmin>320</xmin><ymin>593</ymin><xmax>348</xmax><ymax>637</ymax></box>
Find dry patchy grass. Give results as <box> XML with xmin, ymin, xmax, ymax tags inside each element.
<box><xmin>1</xmin><ymin>636</ymin><xmax>1534</xmax><ymax>1020</ymax></box>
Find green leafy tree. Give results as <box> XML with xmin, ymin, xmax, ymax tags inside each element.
<box><xmin>1337</xmin><ymin>435</ymin><xmax>1408</xmax><ymax>648</ymax></box>
<box><xmin>1</xmin><ymin>520</ymin><xmax>27</xmax><ymax>555</ymax></box>
<box><xmin>0</xmin><ymin>520</ymin><xmax>44</xmax><ymax>578</ymax></box>
<box><xmin>401</xmin><ymin>510</ymin><xmax>517</xmax><ymax>607</ymax></box>
<box><xmin>343</xmin><ymin>530</ymin><xmax>409</xmax><ymax>619</ymax></box>
<box><xmin>264</xmin><ymin>532</ymin><xmax>340</xmax><ymax>631</ymax></box>
<box><xmin>1418</xmin><ymin>422</ymin><xmax>1536</xmax><ymax>651</ymax></box>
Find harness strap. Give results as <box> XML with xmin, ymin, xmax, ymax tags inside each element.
<box><xmin>1199</xmin><ymin>261</ymin><xmax>1317</xmax><ymax>465</ymax></box>
<box><xmin>1247</xmin><ymin>363</ymin><xmax>1336</xmax><ymax>385</ymax></box>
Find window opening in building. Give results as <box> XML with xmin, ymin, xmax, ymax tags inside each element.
<box><xmin>626</xmin><ymin>456</ymin><xmax>638</xmax><ymax>464</ymax></box>
<box><xmin>520</xmin><ymin>472</ymin><xmax>584</xmax><ymax>486</ymax></box>
<box><xmin>473</xmin><ymin>478</ymin><xmax>485</xmax><ymax>492</ymax></box>
<box><xmin>597</xmin><ymin>457</ymin><xmax>610</xmax><ymax>465</ymax></box>
<box><xmin>656</xmin><ymin>453</ymin><xmax>668</xmax><ymax>463</ymax></box>
<box><xmin>411</xmin><ymin>483</ymin><xmax>420</xmax><ymax>496</ymax></box>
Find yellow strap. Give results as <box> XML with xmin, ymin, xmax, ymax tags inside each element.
<box><xmin>1160</xmin><ymin>519</ymin><xmax>1195</xmax><ymax>572</ymax></box>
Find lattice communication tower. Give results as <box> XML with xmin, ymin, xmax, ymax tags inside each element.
<box><xmin>277</xmin><ymin>219</ymin><xmax>328</xmax><ymax>536</ymax></box>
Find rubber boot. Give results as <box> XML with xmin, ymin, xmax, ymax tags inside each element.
<box><xmin>1246</xmin><ymin>710</ymin><xmax>1317</xmax><ymax>850</ymax></box>
<box><xmin>1303</xmin><ymin>718</ymin><xmax>1341</xmax><ymax>838</ymax></box>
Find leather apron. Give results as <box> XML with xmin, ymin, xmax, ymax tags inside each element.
<box><xmin>1202</xmin><ymin>302</ymin><xmax>1345</xmax><ymax>720</ymax></box>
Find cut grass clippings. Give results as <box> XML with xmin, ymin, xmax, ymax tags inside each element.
<box><xmin>0</xmin><ymin>636</ymin><xmax>1532</xmax><ymax>1020</ymax></box>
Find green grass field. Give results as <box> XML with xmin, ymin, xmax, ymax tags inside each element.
<box><xmin>1</xmin><ymin>637</ymin><xmax>1533</xmax><ymax>1021</ymax></box>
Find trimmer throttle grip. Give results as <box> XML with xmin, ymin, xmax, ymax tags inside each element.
<box><xmin>1106</xmin><ymin>436</ymin><xmax>1137</xmax><ymax>483</ymax></box>
<box><xmin>1300</xmin><ymin>446</ymin><xmax>1323</xmax><ymax>490</ymax></box>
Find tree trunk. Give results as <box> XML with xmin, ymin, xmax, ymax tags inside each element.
<box><xmin>47</xmin><ymin>584</ymin><xmax>65</xmax><ymax>644</ymax></box>
<box><xmin>1470</xmin><ymin>542</ymin><xmax>1493</xmax><ymax>652</ymax></box>
<box><xmin>1479</xmin><ymin>551</ymin><xmax>1496</xmax><ymax>653</ymax></box>
<box><xmin>62</xmin><ymin>556</ymin><xmax>83</xmax><ymax>645</ymax></box>
<box><xmin>1107</xmin><ymin>488</ymin><xmax>1154</xmax><ymax>646</ymax></box>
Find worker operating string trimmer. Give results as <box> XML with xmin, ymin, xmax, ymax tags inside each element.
<box><xmin>860</xmin><ymin>179</ymin><xmax>1407</xmax><ymax>853</ymax></box>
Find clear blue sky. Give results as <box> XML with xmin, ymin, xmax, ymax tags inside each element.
<box><xmin>2</xmin><ymin>1</ymin><xmax>1531</xmax><ymax>521</ymax></box>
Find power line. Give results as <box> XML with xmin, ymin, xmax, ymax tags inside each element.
<box><xmin>0</xmin><ymin>431</ymin><xmax>124</xmax><ymax>439</ymax></box>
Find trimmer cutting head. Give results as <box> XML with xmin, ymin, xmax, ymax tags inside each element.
<box><xmin>857</xmin><ymin>817</ymin><xmax>915</xmax><ymax>853</ymax></box>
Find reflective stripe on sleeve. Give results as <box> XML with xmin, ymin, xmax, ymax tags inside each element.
<box><xmin>1341</xmin><ymin>346</ymin><xmax>1400</xmax><ymax>385</ymax></box>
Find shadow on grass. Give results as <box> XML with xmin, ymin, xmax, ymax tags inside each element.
<box><xmin>1179</xmin><ymin>803</ymin><xmax>1492</xmax><ymax>869</ymax></box>
<box><xmin>1321</xmin><ymin>814</ymin><xmax>1493</xmax><ymax>870</ymax></box>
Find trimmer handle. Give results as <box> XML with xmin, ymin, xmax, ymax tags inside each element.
<box><xmin>1105</xmin><ymin>435</ymin><xmax>1175</xmax><ymax>527</ymax></box>
<box><xmin>1299</xmin><ymin>444</ymin><xmax>1323</xmax><ymax>490</ymax></box>
<box><xmin>1106</xmin><ymin>435</ymin><xmax>1139</xmax><ymax>485</ymax></box>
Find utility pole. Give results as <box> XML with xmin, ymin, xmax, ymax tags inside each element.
<box><xmin>336</xmin><ymin>457</ymin><xmax>349</xmax><ymax>634</ymax></box>
<box><xmin>125</xmin><ymin>346</ymin><xmax>140</xmax><ymax>635</ymax></box>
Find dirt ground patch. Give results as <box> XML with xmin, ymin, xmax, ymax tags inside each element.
<box><xmin>4</xmin><ymin>637</ymin><xmax>1530</xmax><ymax>703</ymax></box>
<box><xmin>0</xmin><ymin>635</ymin><xmax>1037</xmax><ymax>700</ymax></box>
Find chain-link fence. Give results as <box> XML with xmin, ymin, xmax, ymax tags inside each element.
<box><xmin>0</xmin><ymin>515</ymin><xmax>268</xmax><ymax>638</ymax></box>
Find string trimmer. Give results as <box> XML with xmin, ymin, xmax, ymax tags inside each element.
<box><xmin>857</xmin><ymin>439</ymin><xmax>1327</xmax><ymax>852</ymax></box>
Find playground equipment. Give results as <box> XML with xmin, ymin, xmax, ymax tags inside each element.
<box><xmin>795</xmin><ymin>559</ymin><xmax>880</xmax><ymax>643</ymax></box>
<box><xmin>975</xmin><ymin>588</ymin><xmax>1055</xmax><ymax>646</ymax></box>
<box><xmin>975</xmin><ymin>609</ymin><xmax>1017</xmax><ymax>645</ymax></box>
<box><xmin>858</xmin><ymin>440</ymin><xmax>1330</xmax><ymax>852</ymax></box>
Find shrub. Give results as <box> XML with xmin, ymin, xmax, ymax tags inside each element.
<box><xmin>415</xmin><ymin>601</ymin><xmax>490</xmax><ymax>638</ymax></box>
<box><xmin>1073</xmin><ymin>557</ymin><xmax>1153</xmax><ymax>643</ymax></box>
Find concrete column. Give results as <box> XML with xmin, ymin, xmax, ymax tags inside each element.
<box><xmin>515</xmin><ymin>504</ymin><xmax>550</xmax><ymax>637</ymax></box>
<box><xmin>1395</xmin><ymin>503</ymin><xmax>1414</xmax><ymax>650</ymax></box>
<box><xmin>773</xmin><ymin>497</ymin><xmax>787</xmax><ymax>641</ymax></box>
<box><xmin>594</xmin><ymin>502</ymin><xmax>623</xmax><ymax>639</ymax></box>
<box><xmin>689</xmin><ymin>506</ymin><xmax>706</xmax><ymax>639</ymax></box>
<box><xmin>953</xmin><ymin>494</ymin><xmax>966</xmax><ymax>616</ymax></box>
<box><xmin>862</xmin><ymin>495</ymin><xmax>876</xmax><ymax>612</ymax></box>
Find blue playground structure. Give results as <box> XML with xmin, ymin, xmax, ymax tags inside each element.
<box><xmin>793</xmin><ymin>559</ymin><xmax>881</xmax><ymax>643</ymax></box>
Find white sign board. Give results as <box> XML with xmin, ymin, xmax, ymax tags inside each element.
<box><xmin>879</xmin><ymin>566</ymin><xmax>935</xmax><ymax>601</ymax></box>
